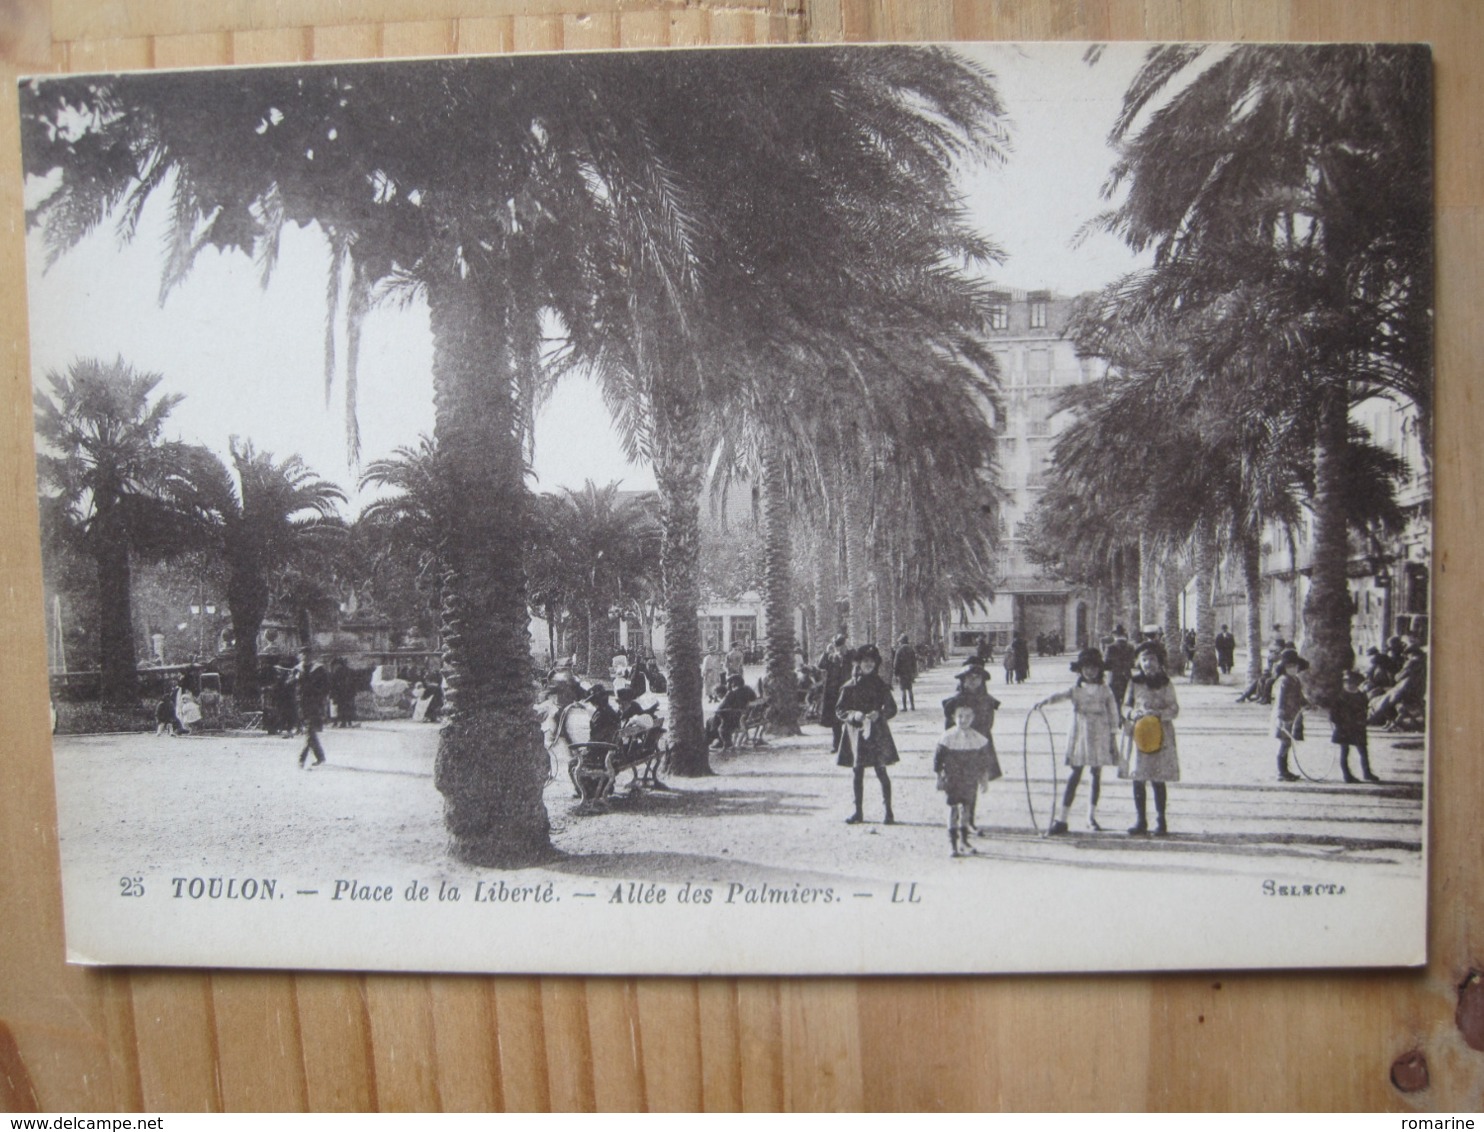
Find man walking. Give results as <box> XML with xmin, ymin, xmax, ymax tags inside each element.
<box><xmin>295</xmin><ymin>647</ymin><xmax>329</xmax><ymax>768</ymax></box>
<box><xmin>1214</xmin><ymin>624</ymin><xmax>1236</xmax><ymax>676</ymax></box>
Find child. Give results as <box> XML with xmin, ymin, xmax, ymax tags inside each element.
<box><xmin>1034</xmin><ymin>647</ymin><xmax>1121</xmax><ymax>834</ymax></box>
<box><xmin>941</xmin><ymin>659</ymin><xmax>1002</xmax><ymax>834</ymax></box>
<box><xmin>1331</xmin><ymin>669</ymin><xmax>1381</xmax><ymax>783</ymax></box>
<box><xmin>934</xmin><ymin>704</ymin><xmax>1001</xmax><ymax>856</ymax></box>
<box><xmin>1272</xmin><ymin>648</ymin><xmax>1309</xmax><ymax>782</ymax></box>
<box><xmin>155</xmin><ymin>691</ymin><xmax>178</xmax><ymax>737</ymax></box>
<box><xmin>1120</xmin><ymin>642</ymin><xmax>1180</xmax><ymax>836</ymax></box>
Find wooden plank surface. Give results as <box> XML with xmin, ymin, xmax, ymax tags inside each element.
<box><xmin>1</xmin><ymin>0</ymin><xmax>1481</xmax><ymax>1112</ymax></box>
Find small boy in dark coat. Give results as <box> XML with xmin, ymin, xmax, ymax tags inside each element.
<box><xmin>1331</xmin><ymin>670</ymin><xmax>1380</xmax><ymax>783</ymax></box>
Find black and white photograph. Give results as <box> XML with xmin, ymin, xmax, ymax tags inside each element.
<box><xmin>20</xmin><ymin>40</ymin><xmax>1432</xmax><ymax>974</ymax></box>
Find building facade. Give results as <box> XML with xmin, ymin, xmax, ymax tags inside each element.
<box><xmin>948</xmin><ymin>288</ymin><xmax>1105</xmax><ymax>656</ymax></box>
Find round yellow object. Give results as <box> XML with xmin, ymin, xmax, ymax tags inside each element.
<box><xmin>1132</xmin><ymin>714</ymin><xmax>1164</xmax><ymax>754</ymax></box>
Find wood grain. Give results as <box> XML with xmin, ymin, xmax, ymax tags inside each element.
<box><xmin>2</xmin><ymin>0</ymin><xmax>1481</xmax><ymax>1112</ymax></box>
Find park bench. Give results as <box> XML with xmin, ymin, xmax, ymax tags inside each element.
<box><xmin>566</xmin><ymin>715</ymin><xmax>669</xmax><ymax>810</ymax></box>
<box><xmin>728</xmin><ymin>701</ymin><xmax>768</xmax><ymax>749</ymax></box>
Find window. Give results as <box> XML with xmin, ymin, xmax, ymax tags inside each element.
<box><xmin>990</xmin><ymin>305</ymin><xmax>1008</xmax><ymax>331</ymax></box>
<box><xmin>1030</xmin><ymin>301</ymin><xmax>1047</xmax><ymax>329</ymax></box>
<box><xmin>1026</xmin><ymin>438</ymin><xmax>1052</xmax><ymax>488</ymax></box>
<box><xmin>699</xmin><ymin>616</ymin><xmax>724</xmax><ymax>652</ymax></box>
<box><xmin>1027</xmin><ymin>349</ymin><xmax>1051</xmax><ymax>385</ymax></box>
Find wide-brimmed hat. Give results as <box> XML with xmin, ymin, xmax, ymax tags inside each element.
<box><xmin>1277</xmin><ymin>648</ymin><xmax>1310</xmax><ymax>673</ymax></box>
<box><xmin>1134</xmin><ymin>640</ymin><xmax>1164</xmax><ymax>660</ymax></box>
<box><xmin>855</xmin><ymin>643</ymin><xmax>882</xmax><ymax>665</ymax></box>
<box><xmin>1071</xmin><ymin>647</ymin><xmax>1105</xmax><ymax>672</ymax></box>
<box><xmin>727</xmin><ymin>673</ymin><xmax>746</xmax><ymax>688</ymax></box>
<box><xmin>954</xmin><ymin>663</ymin><xmax>987</xmax><ymax>682</ymax></box>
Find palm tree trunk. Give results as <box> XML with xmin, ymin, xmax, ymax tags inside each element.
<box><xmin>1190</xmin><ymin>521</ymin><xmax>1221</xmax><ymax>683</ymax></box>
<box><xmin>427</xmin><ymin>273</ymin><xmax>552</xmax><ymax>868</ymax></box>
<box><xmin>95</xmin><ymin>513</ymin><xmax>137</xmax><ymax>706</ymax></box>
<box><xmin>761</xmin><ymin>437</ymin><xmax>801</xmax><ymax>736</ymax></box>
<box><xmin>584</xmin><ymin>599</ymin><xmax>601</xmax><ymax>680</ymax></box>
<box><xmin>842</xmin><ymin>462</ymin><xmax>870</xmax><ymax>645</ymax></box>
<box><xmin>1241</xmin><ymin>527</ymin><xmax>1264</xmax><ymax>687</ymax></box>
<box><xmin>1301</xmin><ymin>383</ymin><xmax>1355</xmax><ymax>708</ymax></box>
<box><xmin>1138</xmin><ymin>531</ymin><xmax>1157</xmax><ymax>631</ymax></box>
<box><xmin>227</xmin><ymin>574</ymin><xmax>267</xmax><ymax>711</ymax></box>
<box><xmin>813</xmin><ymin>474</ymin><xmax>839</xmax><ymax>647</ymax></box>
<box><xmin>1162</xmin><ymin>559</ymin><xmax>1186</xmax><ymax>676</ymax></box>
<box><xmin>653</xmin><ymin>398</ymin><xmax>711</xmax><ymax>777</ymax></box>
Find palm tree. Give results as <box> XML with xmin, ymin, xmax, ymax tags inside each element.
<box><xmin>570</xmin><ymin>47</ymin><xmax>1009</xmax><ymax>772</ymax></box>
<box><xmin>23</xmin><ymin>47</ymin><xmax>1012</xmax><ymax>848</ymax></box>
<box><xmin>186</xmin><ymin>440</ymin><xmax>346</xmax><ymax>704</ymax></box>
<box><xmin>23</xmin><ymin>57</ymin><xmax>696</xmax><ymax>863</ymax></box>
<box><xmin>1093</xmin><ymin>43</ymin><xmax>1432</xmax><ymax>701</ymax></box>
<box><xmin>33</xmin><ymin>358</ymin><xmax>201</xmax><ymax>703</ymax></box>
<box><xmin>359</xmin><ymin>435</ymin><xmax>450</xmax><ymax>649</ymax></box>
<box><xmin>548</xmin><ymin>481</ymin><xmax>659</xmax><ymax>677</ymax></box>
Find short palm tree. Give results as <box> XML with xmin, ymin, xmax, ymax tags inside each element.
<box><xmin>34</xmin><ymin>358</ymin><xmax>201</xmax><ymax>703</ymax></box>
<box><xmin>186</xmin><ymin>440</ymin><xmax>346</xmax><ymax>703</ymax></box>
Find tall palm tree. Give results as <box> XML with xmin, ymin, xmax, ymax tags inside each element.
<box><xmin>1092</xmin><ymin>43</ymin><xmax>1432</xmax><ymax>701</ymax></box>
<box><xmin>23</xmin><ymin>57</ymin><xmax>702</xmax><ymax>862</ymax></box>
<box><xmin>573</xmin><ymin>47</ymin><xmax>1010</xmax><ymax>772</ymax></box>
<box><xmin>33</xmin><ymin>358</ymin><xmax>201</xmax><ymax>703</ymax></box>
<box><xmin>186</xmin><ymin>440</ymin><xmax>346</xmax><ymax>703</ymax></box>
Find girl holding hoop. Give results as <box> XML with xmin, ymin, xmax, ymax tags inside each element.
<box><xmin>1120</xmin><ymin>641</ymin><xmax>1180</xmax><ymax>836</ymax></box>
<box><xmin>1034</xmin><ymin>646</ymin><xmax>1121</xmax><ymax>834</ymax></box>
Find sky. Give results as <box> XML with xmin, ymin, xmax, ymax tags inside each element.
<box><xmin>24</xmin><ymin>41</ymin><xmax>1149</xmax><ymax>510</ymax></box>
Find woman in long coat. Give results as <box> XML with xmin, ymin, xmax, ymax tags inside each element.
<box><xmin>835</xmin><ymin>643</ymin><xmax>899</xmax><ymax>825</ymax></box>
<box><xmin>1120</xmin><ymin>642</ymin><xmax>1180</xmax><ymax>836</ymax></box>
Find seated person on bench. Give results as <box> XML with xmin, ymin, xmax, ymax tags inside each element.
<box><xmin>706</xmin><ymin>674</ymin><xmax>757</xmax><ymax>749</ymax></box>
<box><xmin>615</xmin><ymin>685</ymin><xmax>659</xmax><ymax>732</ymax></box>
<box><xmin>585</xmin><ymin>684</ymin><xmax>622</xmax><ymax>748</ymax></box>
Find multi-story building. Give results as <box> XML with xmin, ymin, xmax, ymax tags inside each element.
<box><xmin>946</xmin><ymin>288</ymin><xmax>1106</xmax><ymax>656</ymax></box>
<box><xmin>1251</xmin><ymin>395</ymin><xmax>1430</xmax><ymax>654</ymax></box>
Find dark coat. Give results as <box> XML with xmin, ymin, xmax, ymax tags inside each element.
<box><xmin>892</xmin><ymin>644</ymin><xmax>918</xmax><ymax>685</ymax></box>
<box><xmin>834</xmin><ymin>673</ymin><xmax>899</xmax><ymax>767</ymax></box>
<box><xmin>817</xmin><ymin>648</ymin><xmax>851</xmax><ymax>719</ymax></box>
<box><xmin>1330</xmin><ymin>689</ymin><xmax>1369</xmax><ymax>746</ymax></box>
<box><xmin>296</xmin><ymin>662</ymin><xmax>329</xmax><ymax>724</ymax></box>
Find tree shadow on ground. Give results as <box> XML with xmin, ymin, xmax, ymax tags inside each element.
<box><xmin>314</xmin><ymin>762</ymin><xmax>433</xmax><ymax>779</ymax></box>
<box><xmin>560</xmin><ymin>785</ymin><xmax>821</xmax><ymax>820</ymax></box>
<box><xmin>962</xmin><ymin>823</ymin><xmax>1420</xmax><ymax>871</ymax></box>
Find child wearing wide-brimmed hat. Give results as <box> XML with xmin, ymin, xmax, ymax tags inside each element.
<box><xmin>1034</xmin><ymin>646</ymin><xmax>1121</xmax><ymax>833</ymax></box>
<box><xmin>1120</xmin><ymin>640</ymin><xmax>1180</xmax><ymax>836</ymax></box>
<box><xmin>1272</xmin><ymin>647</ymin><xmax>1310</xmax><ymax>782</ymax></box>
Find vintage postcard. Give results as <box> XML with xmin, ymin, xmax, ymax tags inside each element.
<box><xmin>19</xmin><ymin>41</ymin><xmax>1431</xmax><ymax>973</ymax></box>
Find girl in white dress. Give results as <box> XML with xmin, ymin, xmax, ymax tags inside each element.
<box><xmin>1033</xmin><ymin>647</ymin><xmax>1120</xmax><ymax>834</ymax></box>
